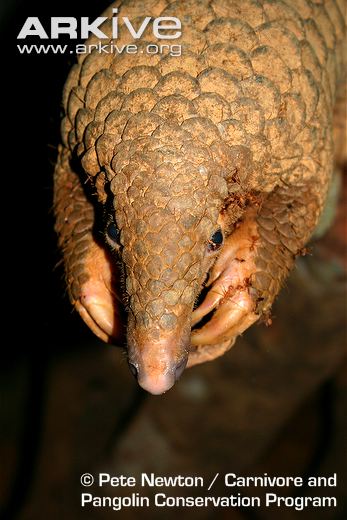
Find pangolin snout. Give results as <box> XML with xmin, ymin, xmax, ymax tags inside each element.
<box><xmin>113</xmin><ymin>172</ymin><xmax>221</xmax><ymax>393</ymax></box>
<box><xmin>127</xmin><ymin>323</ymin><xmax>190</xmax><ymax>394</ymax></box>
<box><xmin>129</xmin><ymin>353</ymin><xmax>188</xmax><ymax>395</ymax></box>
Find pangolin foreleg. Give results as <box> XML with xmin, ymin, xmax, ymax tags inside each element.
<box><xmin>54</xmin><ymin>146</ymin><xmax>123</xmax><ymax>343</ymax></box>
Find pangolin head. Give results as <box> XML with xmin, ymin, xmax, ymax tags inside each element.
<box><xmin>101</xmin><ymin>136</ymin><xmax>231</xmax><ymax>394</ymax></box>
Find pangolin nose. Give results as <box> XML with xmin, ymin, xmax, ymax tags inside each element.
<box><xmin>134</xmin><ymin>356</ymin><xmax>188</xmax><ymax>395</ymax></box>
<box><xmin>174</xmin><ymin>356</ymin><xmax>188</xmax><ymax>381</ymax></box>
<box><xmin>128</xmin><ymin>361</ymin><xmax>138</xmax><ymax>378</ymax></box>
<box><xmin>138</xmin><ymin>372</ymin><xmax>176</xmax><ymax>395</ymax></box>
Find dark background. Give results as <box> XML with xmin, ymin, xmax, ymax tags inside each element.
<box><xmin>3</xmin><ymin>0</ymin><xmax>110</xmax><ymax>351</ymax></box>
<box><xmin>1</xmin><ymin>2</ymin><xmax>346</xmax><ymax>519</ymax></box>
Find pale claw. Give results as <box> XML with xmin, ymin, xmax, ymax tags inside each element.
<box><xmin>191</xmin><ymin>241</ymin><xmax>253</xmax><ymax>326</ymax></box>
<box><xmin>191</xmin><ymin>284</ymin><xmax>228</xmax><ymax>326</ymax></box>
<box><xmin>74</xmin><ymin>241</ymin><xmax>122</xmax><ymax>343</ymax></box>
<box><xmin>187</xmin><ymin>338</ymin><xmax>235</xmax><ymax>368</ymax></box>
<box><xmin>76</xmin><ymin>300</ymin><xmax>111</xmax><ymax>343</ymax></box>
<box><xmin>191</xmin><ymin>289</ymin><xmax>258</xmax><ymax>345</ymax></box>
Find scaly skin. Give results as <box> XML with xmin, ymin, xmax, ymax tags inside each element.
<box><xmin>54</xmin><ymin>0</ymin><xmax>346</xmax><ymax>394</ymax></box>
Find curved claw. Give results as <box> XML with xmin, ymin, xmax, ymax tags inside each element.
<box><xmin>75</xmin><ymin>300</ymin><xmax>111</xmax><ymax>343</ymax></box>
<box><xmin>191</xmin><ymin>283</ymin><xmax>229</xmax><ymax>326</ymax></box>
<box><xmin>187</xmin><ymin>338</ymin><xmax>236</xmax><ymax>368</ymax></box>
<box><xmin>191</xmin><ymin>289</ymin><xmax>258</xmax><ymax>345</ymax></box>
<box><xmin>73</xmin><ymin>241</ymin><xmax>122</xmax><ymax>343</ymax></box>
<box><xmin>191</xmin><ymin>247</ymin><xmax>252</xmax><ymax>326</ymax></box>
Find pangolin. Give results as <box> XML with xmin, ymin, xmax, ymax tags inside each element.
<box><xmin>54</xmin><ymin>0</ymin><xmax>346</xmax><ymax>394</ymax></box>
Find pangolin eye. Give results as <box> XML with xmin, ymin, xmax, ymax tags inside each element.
<box><xmin>106</xmin><ymin>222</ymin><xmax>119</xmax><ymax>242</ymax></box>
<box><xmin>207</xmin><ymin>229</ymin><xmax>223</xmax><ymax>252</ymax></box>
